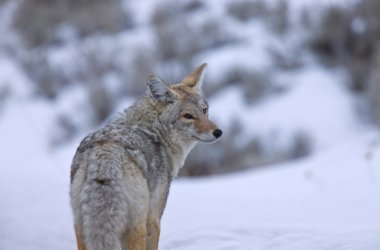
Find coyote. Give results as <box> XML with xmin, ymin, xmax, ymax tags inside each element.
<box><xmin>70</xmin><ymin>63</ymin><xmax>222</xmax><ymax>250</ymax></box>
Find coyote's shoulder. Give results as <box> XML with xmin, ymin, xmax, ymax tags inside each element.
<box><xmin>70</xmin><ymin>63</ymin><xmax>222</xmax><ymax>250</ymax></box>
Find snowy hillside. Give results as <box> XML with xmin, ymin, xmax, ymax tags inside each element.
<box><xmin>162</xmin><ymin>140</ymin><xmax>380</xmax><ymax>250</ymax></box>
<box><xmin>0</xmin><ymin>0</ymin><xmax>380</xmax><ymax>249</ymax></box>
<box><xmin>1</xmin><ymin>62</ymin><xmax>380</xmax><ymax>249</ymax></box>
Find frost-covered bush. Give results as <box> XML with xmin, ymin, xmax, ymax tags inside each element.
<box><xmin>268</xmin><ymin>0</ymin><xmax>289</xmax><ymax>34</ymax></box>
<box><xmin>227</xmin><ymin>0</ymin><xmax>269</xmax><ymax>22</ymax></box>
<box><xmin>20</xmin><ymin>51</ymin><xmax>67</xmax><ymax>99</ymax></box>
<box><xmin>0</xmin><ymin>85</ymin><xmax>10</xmax><ymax>114</ymax></box>
<box><xmin>308</xmin><ymin>0</ymin><xmax>380</xmax><ymax>125</ymax></box>
<box><xmin>227</xmin><ymin>0</ymin><xmax>289</xmax><ymax>34</ymax></box>
<box><xmin>19</xmin><ymin>37</ymin><xmax>156</xmax><ymax>121</ymax></box>
<box><xmin>181</xmin><ymin>122</ymin><xmax>313</xmax><ymax>177</ymax></box>
<box><xmin>288</xmin><ymin>131</ymin><xmax>313</xmax><ymax>159</ymax></box>
<box><xmin>268</xmin><ymin>46</ymin><xmax>304</xmax><ymax>70</ymax></box>
<box><xmin>367</xmin><ymin>52</ymin><xmax>380</xmax><ymax>126</ymax></box>
<box><xmin>13</xmin><ymin>0</ymin><xmax>132</xmax><ymax>47</ymax></box>
<box><xmin>88</xmin><ymin>83</ymin><xmax>115</xmax><ymax>125</ymax></box>
<box><xmin>4</xmin><ymin>0</ymin><xmax>313</xmax><ymax>174</ymax></box>
<box><xmin>308</xmin><ymin>1</ymin><xmax>377</xmax><ymax>89</ymax></box>
<box><xmin>212</xmin><ymin>67</ymin><xmax>271</xmax><ymax>104</ymax></box>
<box><xmin>152</xmin><ymin>1</ymin><xmax>233</xmax><ymax>64</ymax></box>
<box><xmin>308</xmin><ymin>6</ymin><xmax>352</xmax><ymax>66</ymax></box>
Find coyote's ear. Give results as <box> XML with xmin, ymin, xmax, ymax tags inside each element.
<box><xmin>147</xmin><ymin>75</ymin><xmax>176</xmax><ymax>103</ymax></box>
<box><xmin>180</xmin><ymin>63</ymin><xmax>207</xmax><ymax>93</ymax></box>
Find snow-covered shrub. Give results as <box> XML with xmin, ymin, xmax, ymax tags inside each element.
<box><xmin>308</xmin><ymin>0</ymin><xmax>380</xmax><ymax>126</ymax></box>
<box><xmin>227</xmin><ymin>0</ymin><xmax>289</xmax><ymax>34</ymax></box>
<box><xmin>227</xmin><ymin>0</ymin><xmax>269</xmax><ymax>22</ymax></box>
<box><xmin>216</xmin><ymin>67</ymin><xmax>271</xmax><ymax>104</ymax></box>
<box><xmin>52</xmin><ymin>114</ymin><xmax>78</xmax><ymax>146</ymax></box>
<box><xmin>181</xmin><ymin>121</ymin><xmax>261</xmax><ymax>176</ymax></box>
<box><xmin>151</xmin><ymin>0</ymin><xmax>204</xmax><ymax>25</ymax></box>
<box><xmin>88</xmin><ymin>83</ymin><xmax>115</xmax><ymax>125</ymax></box>
<box><xmin>308</xmin><ymin>6</ymin><xmax>352</xmax><ymax>67</ymax></box>
<box><xmin>20</xmin><ymin>51</ymin><xmax>67</xmax><ymax>99</ymax></box>
<box><xmin>0</xmin><ymin>85</ymin><xmax>10</xmax><ymax>114</ymax></box>
<box><xmin>13</xmin><ymin>0</ymin><xmax>132</xmax><ymax>47</ymax></box>
<box><xmin>268</xmin><ymin>46</ymin><xmax>304</xmax><ymax>70</ymax></box>
<box><xmin>152</xmin><ymin>1</ymin><xmax>233</xmax><ymax>64</ymax></box>
<box><xmin>288</xmin><ymin>131</ymin><xmax>313</xmax><ymax>159</ymax></box>
<box><xmin>367</xmin><ymin>52</ymin><xmax>380</xmax><ymax>126</ymax></box>
<box><xmin>308</xmin><ymin>1</ymin><xmax>377</xmax><ymax>90</ymax></box>
<box><xmin>266</xmin><ymin>0</ymin><xmax>289</xmax><ymax>35</ymax></box>
<box><xmin>19</xmin><ymin>37</ymin><xmax>157</xmax><ymax>125</ymax></box>
<box><xmin>181</xmin><ymin>123</ymin><xmax>313</xmax><ymax>177</ymax></box>
<box><xmin>3</xmin><ymin>0</ymin><xmax>314</xmax><ymax>174</ymax></box>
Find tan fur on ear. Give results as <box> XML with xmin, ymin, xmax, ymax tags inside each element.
<box><xmin>180</xmin><ymin>63</ymin><xmax>207</xmax><ymax>90</ymax></box>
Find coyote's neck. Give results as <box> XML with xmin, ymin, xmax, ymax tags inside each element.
<box><xmin>123</xmin><ymin>99</ymin><xmax>196</xmax><ymax>178</ymax></box>
<box><xmin>168</xmin><ymin>137</ymin><xmax>196</xmax><ymax>177</ymax></box>
<box><xmin>150</xmin><ymin>124</ymin><xmax>197</xmax><ymax>178</ymax></box>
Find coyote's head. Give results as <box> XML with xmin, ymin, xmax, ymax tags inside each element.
<box><xmin>147</xmin><ymin>63</ymin><xmax>222</xmax><ymax>143</ymax></box>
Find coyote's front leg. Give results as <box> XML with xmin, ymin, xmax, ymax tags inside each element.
<box><xmin>74</xmin><ymin>224</ymin><xmax>86</xmax><ymax>250</ymax></box>
<box><xmin>147</xmin><ymin>218</ymin><xmax>160</xmax><ymax>250</ymax></box>
<box><xmin>121</xmin><ymin>222</ymin><xmax>147</xmax><ymax>250</ymax></box>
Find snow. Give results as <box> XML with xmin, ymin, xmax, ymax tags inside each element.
<box><xmin>1</xmin><ymin>61</ymin><xmax>380</xmax><ymax>250</ymax></box>
<box><xmin>161</xmin><ymin>136</ymin><xmax>380</xmax><ymax>249</ymax></box>
<box><xmin>210</xmin><ymin>67</ymin><xmax>361</xmax><ymax>152</ymax></box>
<box><xmin>1</xmin><ymin>0</ymin><xmax>379</xmax><ymax>249</ymax></box>
<box><xmin>160</xmin><ymin>71</ymin><xmax>380</xmax><ymax>249</ymax></box>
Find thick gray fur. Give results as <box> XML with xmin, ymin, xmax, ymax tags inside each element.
<box><xmin>70</xmin><ymin>64</ymin><xmax>221</xmax><ymax>250</ymax></box>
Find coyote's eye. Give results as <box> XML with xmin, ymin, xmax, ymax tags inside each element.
<box><xmin>183</xmin><ymin>113</ymin><xmax>194</xmax><ymax>119</ymax></box>
<box><xmin>203</xmin><ymin>108</ymin><xmax>208</xmax><ymax>114</ymax></box>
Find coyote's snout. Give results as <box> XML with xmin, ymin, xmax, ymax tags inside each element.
<box><xmin>70</xmin><ymin>63</ymin><xmax>221</xmax><ymax>250</ymax></box>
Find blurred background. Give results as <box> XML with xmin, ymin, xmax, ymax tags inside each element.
<box><xmin>1</xmin><ymin>0</ymin><xmax>380</xmax><ymax>249</ymax></box>
<box><xmin>1</xmin><ymin>0</ymin><xmax>380</xmax><ymax>176</ymax></box>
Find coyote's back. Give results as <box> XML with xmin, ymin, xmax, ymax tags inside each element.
<box><xmin>70</xmin><ymin>63</ymin><xmax>222</xmax><ymax>250</ymax></box>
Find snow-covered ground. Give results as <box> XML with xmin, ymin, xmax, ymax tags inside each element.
<box><xmin>162</xmin><ymin>137</ymin><xmax>380</xmax><ymax>250</ymax></box>
<box><xmin>1</xmin><ymin>0</ymin><xmax>379</xmax><ymax>249</ymax></box>
<box><xmin>0</xmin><ymin>59</ymin><xmax>379</xmax><ymax>249</ymax></box>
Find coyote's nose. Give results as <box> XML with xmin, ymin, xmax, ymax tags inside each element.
<box><xmin>213</xmin><ymin>129</ymin><xmax>223</xmax><ymax>138</ymax></box>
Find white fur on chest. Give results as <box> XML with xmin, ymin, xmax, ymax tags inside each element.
<box><xmin>170</xmin><ymin>141</ymin><xmax>196</xmax><ymax>178</ymax></box>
